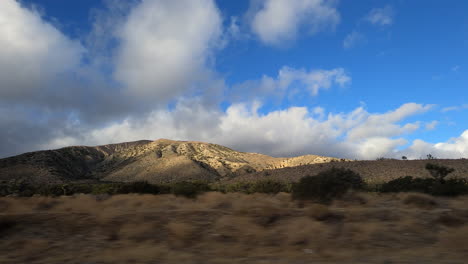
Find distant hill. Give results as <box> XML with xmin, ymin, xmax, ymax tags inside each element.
<box><xmin>0</xmin><ymin>139</ymin><xmax>346</xmax><ymax>184</ymax></box>
<box><xmin>233</xmin><ymin>159</ymin><xmax>468</xmax><ymax>183</ymax></box>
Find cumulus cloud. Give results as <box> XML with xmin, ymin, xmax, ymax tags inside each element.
<box><xmin>114</xmin><ymin>0</ymin><xmax>223</xmax><ymax>101</ymax></box>
<box><xmin>346</xmin><ymin>103</ymin><xmax>432</xmax><ymax>140</ymax></box>
<box><xmin>0</xmin><ymin>0</ymin><xmax>141</xmax><ymax>126</ymax></box>
<box><xmin>0</xmin><ymin>0</ymin><xmax>226</xmax><ymax>157</ymax></box>
<box><xmin>231</xmin><ymin>67</ymin><xmax>350</xmax><ymax>102</ymax></box>
<box><xmin>365</xmin><ymin>5</ymin><xmax>394</xmax><ymax>26</ymax></box>
<box><xmin>249</xmin><ymin>0</ymin><xmax>340</xmax><ymax>45</ymax></box>
<box><xmin>0</xmin><ymin>0</ymin><xmax>466</xmax><ymax>163</ymax></box>
<box><xmin>0</xmin><ymin>0</ymin><xmax>84</xmax><ymax>101</ymax></box>
<box><xmin>39</xmin><ymin>102</ymin><xmax>449</xmax><ymax>160</ymax></box>
<box><xmin>401</xmin><ymin>131</ymin><xmax>468</xmax><ymax>159</ymax></box>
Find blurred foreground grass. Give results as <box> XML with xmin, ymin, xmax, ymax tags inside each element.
<box><xmin>0</xmin><ymin>192</ymin><xmax>468</xmax><ymax>263</ymax></box>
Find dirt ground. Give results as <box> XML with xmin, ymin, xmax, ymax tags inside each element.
<box><xmin>0</xmin><ymin>192</ymin><xmax>467</xmax><ymax>264</ymax></box>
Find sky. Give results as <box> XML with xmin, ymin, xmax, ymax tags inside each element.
<box><xmin>1</xmin><ymin>0</ymin><xmax>467</xmax><ymax>160</ymax></box>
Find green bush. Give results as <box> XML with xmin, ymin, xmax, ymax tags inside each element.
<box><xmin>249</xmin><ymin>180</ymin><xmax>291</xmax><ymax>194</ymax></box>
<box><xmin>292</xmin><ymin>168</ymin><xmax>364</xmax><ymax>202</ymax></box>
<box><xmin>170</xmin><ymin>181</ymin><xmax>211</xmax><ymax>198</ymax></box>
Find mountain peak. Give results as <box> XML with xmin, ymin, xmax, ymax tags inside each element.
<box><xmin>0</xmin><ymin>139</ymin><xmax>345</xmax><ymax>184</ymax></box>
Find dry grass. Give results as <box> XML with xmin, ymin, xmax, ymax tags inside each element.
<box><xmin>401</xmin><ymin>193</ymin><xmax>438</xmax><ymax>209</ymax></box>
<box><xmin>0</xmin><ymin>192</ymin><xmax>467</xmax><ymax>263</ymax></box>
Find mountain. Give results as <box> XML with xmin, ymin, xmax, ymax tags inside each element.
<box><xmin>0</xmin><ymin>139</ymin><xmax>346</xmax><ymax>184</ymax></box>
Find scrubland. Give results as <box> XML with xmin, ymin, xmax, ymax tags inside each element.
<box><xmin>1</xmin><ymin>192</ymin><xmax>468</xmax><ymax>264</ymax></box>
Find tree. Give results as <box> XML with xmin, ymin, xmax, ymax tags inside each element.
<box><xmin>402</xmin><ymin>156</ymin><xmax>408</xmax><ymax>160</ymax></box>
<box><xmin>425</xmin><ymin>163</ymin><xmax>455</xmax><ymax>183</ymax></box>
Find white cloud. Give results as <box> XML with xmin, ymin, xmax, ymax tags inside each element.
<box><xmin>355</xmin><ymin>137</ymin><xmax>407</xmax><ymax>160</ymax></box>
<box><xmin>401</xmin><ymin>131</ymin><xmax>468</xmax><ymax>159</ymax></box>
<box><xmin>346</xmin><ymin>103</ymin><xmax>432</xmax><ymax>140</ymax></box>
<box><xmin>227</xmin><ymin>16</ymin><xmax>242</xmax><ymax>40</ymax></box>
<box><xmin>249</xmin><ymin>0</ymin><xmax>340</xmax><ymax>45</ymax></box>
<box><xmin>280</xmin><ymin>67</ymin><xmax>351</xmax><ymax>95</ymax></box>
<box><xmin>0</xmin><ymin>0</ymin><xmax>227</xmax><ymax>158</ymax></box>
<box><xmin>442</xmin><ymin>104</ymin><xmax>468</xmax><ymax>112</ymax></box>
<box><xmin>433</xmin><ymin>131</ymin><xmax>468</xmax><ymax>156</ymax></box>
<box><xmin>1</xmin><ymin>0</ymin><xmax>467</xmax><ymax>163</ymax></box>
<box><xmin>0</xmin><ymin>0</ymin><xmax>84</xmax><ymax>101</ymax></box>
<box><xmin>343</xmin><ymin>31</ymin><xmax>366</xmax><ymax>49</ymax></box>
<box><xmin>425</xmin><ymin>121</ymin><xmax>438</xmax><ymax>130</ymax></box>
<box><xmin>114</xmin><ymin>0</ymin><xmax>223</xmax><ymax>101</ymax></box>
<box><xmin>41</xmin><ymin>102</ymin><xmax>452</xmax><ymax>160</ymax></box>
<box><xmin>442</xmin><ymin>106</ymin><xmax>459</xmax><ymax>112</ymax></box>
<box><xmin>365</xmin><ymin>5</ymin><xmax>394</xmax><ymax>26</ymax></box>
<box><xmin>231</xmin><ymin>66</ymin><xmax>350</xmax><ymax>101</ymax></box>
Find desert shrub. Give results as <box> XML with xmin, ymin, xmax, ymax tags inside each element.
<box><xmin>248</xmin><ymin>180</ymin><xmax>291</xmax><ymax>194</ymax></box>
<box><xmin>0</xmin><ymin>183</ymin><xmax>12</xmax><ymax>197</ymax></box>
<box><xmin>116</xmin><ymin>181</ymin><xmax>160</xmax><ymax>194</ymax></box>
<box><xmin>70</xmin><ymin>184</ymin><xmax>94</xmax><ymax>194</ymax></box>
<box><xmin>292</xmin><ymin>168</ymin><xmax>364</xmax><ymax>202</ymax></box>
<box><xmin>430</xmin><ymin>179</ymin><xmax>468</xmax><ymax>196</ymax></box>
<box><xmin>38</xmin><ymin>184</ymin><xmax>92</xmax><ymax>196</ymax></box>
<box><xmin>380</xmin><ymin>176</ymin><xmax>434</xmax><ymax>193</ymax></box>
<box><xmin>211</xmin><ymin>180</ymin><xmax>291</xmax><ymax>194</ymax></box>
<box><xmin>380</xmin><ymin>176</ymin><xmax>468</xmax><ymax>196</ymax></box>
<box><xmin>0</xmin><ymin>180</ymin><xmax>37</xmax><ymax>197</ymax></box>
<box><xmin>170</xmin><ymin>181</ymin><xmax>211</xmax><ymax>198</ymax></box>
<box><xmin>38</xmin><ymin>185</ymin><xmax>68</xmax><ymax>196</ymax></box>
<box><xmin>219</xmin><ymin>182</ymin><xmax>252</xmax><ymax>194</ymax></box>
<box><xmin>425</xmin><ymin>163</ymin><xmax>455</xmax><ymax>183</ymax></box>
<box><xmin>155</xmin><ymin>184</ymin><xmax>172</xmax><ymax>194</ymax></box>
<box><xmin>91</xmin><ymin>183</ymin><xmax>123</xmax><ymax>195</ymax></box>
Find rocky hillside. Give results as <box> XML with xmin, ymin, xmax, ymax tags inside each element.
<box><xmin>233</xmin><ymin>159</ymin><xmax>468</xmax><ymax>183</ymax></box>
<box><xmin>0</xmin><ymin>139</ymin><xmax>345</xmax><ymax>184</ymax></box>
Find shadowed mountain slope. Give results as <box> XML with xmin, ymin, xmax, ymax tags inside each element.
<box><xmin>0</xmin><ymin>139</ymin><xmax>345</xmax><ymax>184</ymax></box>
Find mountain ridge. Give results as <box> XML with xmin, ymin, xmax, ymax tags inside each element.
<box><xmin>0</xmin><ymin>139</ymin><xmax>347</xmax><ymax>184</ymax></box>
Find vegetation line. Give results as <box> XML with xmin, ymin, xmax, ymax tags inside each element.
<box><xmin>1</xmin><ymin>164</ymin><xmax>467</xmax><ymax>201</ymax></box>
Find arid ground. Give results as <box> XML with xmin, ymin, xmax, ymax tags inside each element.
<box><xmin>1</xmin><ymin>192</ymin><xmax>467</xmax><ymax>264</ymax></box>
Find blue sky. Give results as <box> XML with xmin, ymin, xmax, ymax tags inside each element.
<box><xmin>1</xmin><ymin>0</ymin><xmax>467</xmax><ymax>159</ymax></box>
